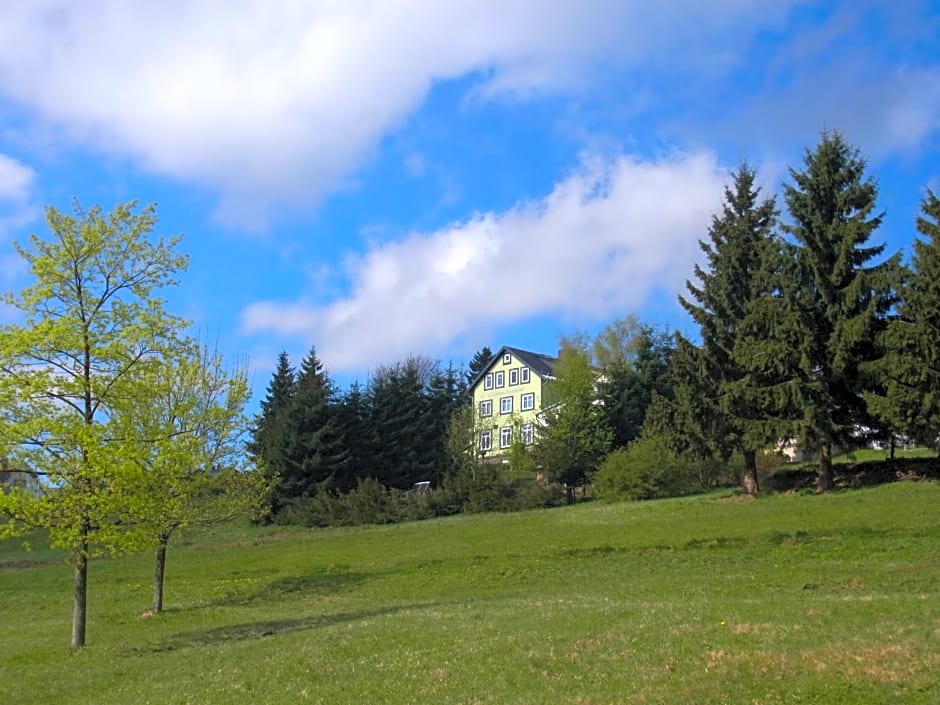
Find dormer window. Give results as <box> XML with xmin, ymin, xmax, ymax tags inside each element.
<box><xmin>503</xmin><ymin>352</ymin><xmax>512</xmax><ymax>365</ymax></box>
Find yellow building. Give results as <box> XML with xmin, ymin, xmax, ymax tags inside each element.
<box><xmin>468</xmin><ymin>346</ymin><xmax>558</xmax><ymax>457</ymax></box>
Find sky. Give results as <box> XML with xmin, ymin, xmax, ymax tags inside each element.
<box><xmin>0</xmin><ymin>1</ymin><xmax>938</xmax><ymax>404</ymax></box>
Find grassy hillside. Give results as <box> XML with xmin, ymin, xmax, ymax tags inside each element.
<box><xmin>2</xmin><ymin>483</ymin><xmax>939</xmax><ymax>704</ymax></box>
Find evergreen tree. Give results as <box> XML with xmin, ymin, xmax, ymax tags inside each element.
<box><xmin>279</xmin><ymin>347</ymin><xmax>348</xmax><ymax>505</ymax></box>
<box><xmin>333</xmin><ymin>381</ymin><xmax>372</xmax><ymax>490</ymax></box>
<box><xmin>869</xmin><ymin>189</ymin><xmax>940</xmax><ymax>449</ymax></box>
<box><xmin>368</xmin><ymin>358</ymin><xmax>435</xmax><ymax>489</ymax></box>
<box><xmin>676</xmin><ymin>165</ymin><xmax>781</xmax><ymax>495</ymax></box>
<box><xmin>426</xmin><ymin>363</ymin><xmax>465</xmax><ymax>479</ymax></box>
<box><xmin>597</xmin><ymin>321</ymin><xmax>674</xmax><ymax>449</ymax></box>
<box><xmin>774</xmin><ymin>132</ymin><xmax>900</xmax><ymax>491</ymax></box>
<box><xmin>466</xmin><ymin>346</ymin><xmax>493</xmax><ymax>387</ymax></box>
<box><xmin>249</xmin><ymin>351</ymin><xmax>296</xmax><ymax>514</ymax></box>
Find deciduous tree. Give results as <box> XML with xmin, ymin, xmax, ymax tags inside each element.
<box><xmin>0</xmin><ymin>201</ymin><xmax>187</xmax><ymax>646</ymax></box>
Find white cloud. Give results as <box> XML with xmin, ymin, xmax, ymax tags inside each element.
<box><xmin>241</xmin><ymin>151</ymin><xmax>728</xmax><ymax>371</ymax></box>
<box><xmin>0</xmin><ymin>1</ymin><xmax>799</xmax><ymax>225</ymax></box>
<box><xmin>0</xmin><ymin>153</ymin><xmax>34</xmax><ymax>203</ymax></box>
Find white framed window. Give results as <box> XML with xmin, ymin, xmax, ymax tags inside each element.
<box><xmin>500</xmin><ymin>396</ymin><xmax>513</xmax><ymax>414</ymax></box>
<box><xmin>520</xmin><ymin>367</ymin><xmax>530</xmax><ymax>384</ymax></box>
<box><xmin>521</xmin><ymin>392</ymin><xmax>535</xmax><ymax>411</ymax></box>
<box><xmin>521</xmin><ymin>423</ymin><xmax>534</xmax><ymax>445</ymax></box>
<box><xmin>503</xmin><ymin>352</ymin><xmax>512</xmax><ymax>365</ymax></box>
<box><xmin>484</xmin><ymin>373</ymin><xmax>494</xmax><ymax>390</ymax></box>
<box><xmin>509</xmin><ymin>368</ymin><xmax>519</xmax><ymax>386</ymax></box>
<box><xmin>479</xmin><ymin>399</ymin><xmax>493</xmax><ymax>417</ymax></box>
<box><xmin>495</xmin><ymin>371</ymin><xmax>505</xmax><ymax>387</ymax></box>
<box><xmin>480</xmin><ymin>430</ymin><xmax>492</xmax><ymax>452</ymax></box>
<box><xmin>500</xmin><ymin>426</ymin><xmax>512</xmax><ymax>449</ymax></box>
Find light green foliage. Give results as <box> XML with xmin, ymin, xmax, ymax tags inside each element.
<box><xmin>0</xmin><ymin>200</ymin><xmax>188</xmax><ymax>644</ymax></box>
<box><xmin>112</xmin><ymin>338</ymin><xmax>261</xmax><ymax>539</ymax></box>
<box><xmin>535</xmin><ymin>345</ymin><xmax>611</xmax><ymax>491</ymax></box>
<box><xmin>593</xmin><ymin>435</ymin><xmax>702</xmax><ymax>502</ymax></box>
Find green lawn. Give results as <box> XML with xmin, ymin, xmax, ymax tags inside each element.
<box><xmin>2</xmin><ymin>483</ymin><xmax>939</xmax><ymax>704</ymax></box>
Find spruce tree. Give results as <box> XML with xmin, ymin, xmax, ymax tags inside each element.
<box><xmin>597</xmin><ymin>322</ymin><xmax>673</xmax><ymax>449</ymax></box>
<box><xmin>333</xmin><ymin>381</ymin><xmax>372</xmax><ymax>490</ymax></box>
<box><xmin>869</xmin><ymin>189</ymin><xmax>940</xmax><ymax>448</ymax></box>
<box><xmin>249</xmin><ymin>351</ymin><xmax>296</xmax><ymax>515</ymax></box>
<box><xmin>368</xmin><ymin>359</ymin><xmax>434</xmax><ymax>489</ymax></box>
<box><xmin>279</xmin><ymin>347</ymin><xmax>348</xmax><ymax>505</ymax></box>
<box><xmin>777</xmin><ymin>132</ymin><xmax>900</xmax><ymax>491</ymax></box>
<box><xmin>466</xmin><ymin>346</ymin><xmax>493</xmax><ymax>387</ymax></box>
<box><xmin>677</xmin><ymin>165</ymin><xmax>781</xmax><ymax>495</ymax></box>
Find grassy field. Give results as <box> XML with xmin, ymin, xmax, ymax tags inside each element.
<box><xmin>2</xmin><ymin>483</ymin><xmax>939</xmax><ymax>704</ymax></box>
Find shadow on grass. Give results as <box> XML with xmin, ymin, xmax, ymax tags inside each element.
<box><xmin>213</xmin><ymin>570</ymin><xmax>370</xmax><ymax>608</ymax></box>
<box><xmin>141</xmin><ymin>603</ymin><xmax>438</xmax><ymax>652</ymax></box>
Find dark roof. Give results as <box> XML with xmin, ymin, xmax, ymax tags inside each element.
<box><xmin>467</xmin><ymin>345</ymin><xmax>558</xmax><ymax>392</ymax></box>
<box><xmin>503</xmin><ymin>346</ymin><xmax>558</xmax><ymax>379</ymax></box>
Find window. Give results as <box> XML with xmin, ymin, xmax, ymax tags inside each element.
<box><xmin>484</xmin><ymin>373</ymin><xmax>494</xmax><ymax>390</ymax></box>
<box><xmin>500</xmin><ymin>426</ymin><xmax>512</xmax><ymax>449</ymax></box>
<box><xmin>503</xmin><ymin>352</ymin><xmax>512</xmax><ymax>365</ymax></box>
<box><xmin>509</xmin><ymin>368</ymin><xmax>519</xmax><ymax>386</ymax></box>
<box><xmin>495</xmin><ymin>371</ymin><xmax>505</xmax><ymax>387</ymax></box>
<box><xmin>500</xmin><ymin>396</ymin><xmax>513</xmax><ymax>414</ymax></box>
<box><xmin>479</xmin><ymin>399</ymin><xmax>492</xmax><ymax>417</ymax></box>
<box><xmin>521</xmin><ymin>423</ymin><xmax>534</xmax><ymax>445</ymax></box>
<box><xmin>521</xmin><ymin>392</ymin><xmax>535</xmax><ymax>411</ymax></box>
<box><xmin>520</xmin><ymin>367</ymin><xmax>530</xmax><ymax>383</ymax></box>
<box><xmin>480</xmin><ymin>430</ymin><xmax>492</xmax><ymax>452</ymax></box>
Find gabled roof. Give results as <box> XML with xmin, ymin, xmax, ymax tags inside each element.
<box><xmin>467</xmin><ymin>345</ymin><xmax>558</xmax><ymax>392</ymax></box>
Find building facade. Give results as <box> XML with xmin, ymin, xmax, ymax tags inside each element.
<box><xmin>469</xmin><ymin>346</ymin><xmax>558</xmax><ymax>457</ymax></box>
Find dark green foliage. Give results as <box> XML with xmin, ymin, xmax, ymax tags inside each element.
<box><xmin>596</xmin><ymin>322</ymin><xmax>673</xmax><ymax>448</ymax></box>
<box><xmin>249</xmin><ymin>351</ymin><xmax>297</xmax><ymax>515</ymax></box>
<box><xmin>368</xmin><ymin>357</ymin><xmax>438</xmax><ymax>489</ymax></box>
<box><xmin>868</xmin><ymin>189</ymin><xmax>940</xmax><ymax>449</ymax></box>
<box><xmin>770</xmin><ymin>132</ymin><xmax>901</xmax><ymax>490</ymax></box>
<box><xmin>674</xmin><ymin>164</ymin><xmax>782</xmax><ymax>494</ymax></box>
<box><xmin>425</xmin><ymin>363</ymin><xmax>465</xmax><ymax>477</ymax></box>
<box><xmin>466</xmin><ymin>346</ymin><xmax>493</xmax><ymax>387</ymax></box>
<box><xmin>278</xmin><ymin>347</ymin><xmax>349</xmax><ymax>504</ymax></box>
<box><xmin>333</xmin><ymin>381</ymin><xmax>372</xmax><ymax>491</ymax></box>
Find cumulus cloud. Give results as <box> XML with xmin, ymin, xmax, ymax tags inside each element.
<box><xmin>0</xmin><ymin>153</ymin><xmax>34</xmax><ymax>204</ymax></box>
<box><xmin>0</xmin><ymin>1</ymin><xmax>799</xmax><ymax>225</ymax></box>
<box><xmin>241</xmin><ymin>151</ymin><xmax>728</xmax><ymax>370</ymax></box>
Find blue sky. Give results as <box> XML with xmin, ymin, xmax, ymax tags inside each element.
<box><xmin>0</xmin><ymin>1</ymin><xmax>938</xmax><ymax>402</ymax></box>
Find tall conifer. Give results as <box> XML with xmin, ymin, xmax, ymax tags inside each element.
<box><xmin>676</xmin><ymin>165</ymin><xmax>780</xmax><ymax>495</ymax></box>
<box><xmin>776</xmin><ymin>132</ymin><xmax>900</xmax><ymax>490</ymax></box>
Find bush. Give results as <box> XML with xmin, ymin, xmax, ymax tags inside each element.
<box><xmin>593</xmin><ymin>435</ymin><xmax>701</xmax><ymax>502</ymax></box>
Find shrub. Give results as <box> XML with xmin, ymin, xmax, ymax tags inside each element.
<box><xmin>594</xmin><ymin>435</ymin><xmax>701</xmax><ymax>502</ymax></box>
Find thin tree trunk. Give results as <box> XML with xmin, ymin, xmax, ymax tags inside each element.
<box><xmin>889</xmin><ymin>435</ymin><xmax>896</xmax><ymax>460</ymax></box>
<box><xmin>817</xmin><ymin>441</ymin><xmax>833</xmax><ymax>492</ymax></box>
<box><xmin>741</xmin><ymin>449</ymin><xmax>759</xmax><ymax>497</ymax></box>
<box><xmin>71</xmin><ymin>535</ymin><xmax>88</xmax><ymax>648</ymax></box>
<box><xmin>152</xmin><ymin>534</ymin><xmax>169</xmax><ymax>614</ymax></box>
